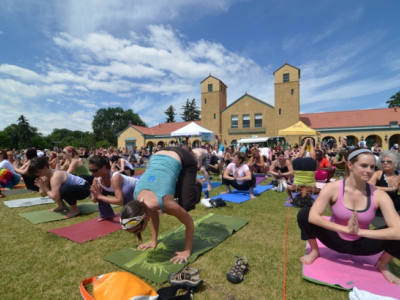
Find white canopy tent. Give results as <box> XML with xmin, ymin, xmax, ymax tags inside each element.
<box><xmin>171</xmin><ymin>122</ymin><xmax>214</xmax><ymax>142</ymax></box>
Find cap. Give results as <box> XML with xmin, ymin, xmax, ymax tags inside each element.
<box><xmin>343</xmin><ymin>136</ymin><xmax>347</xmax><ymax>139</ymax></box>
<box><xmin>395</xmin><ymin>144</ymin><xmax>399</xmax><ymax>149</ymax></box>
<box><xmin>340</xmin><ymin>147</ymin><xmax>347</xmax><ymax>152</ymax></box>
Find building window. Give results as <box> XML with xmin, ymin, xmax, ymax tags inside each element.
<box><xmin>283</xmin><ymin>73</ymin><xmax>289</xmax><ymax>82</ymax></box>
<box><xmin>243</xmin><ymin>114</ymin><xmax>250</xmax><ymax>128</ymax></box>
<box><xmin>231</xmin><ymin>115</ymin><xmax>238</xmax><ymax>128</ymax></box>
<box><xmin>279</xmin><ymin>109</ymin><xmax>282</xmax><ymax>115</ymax></box>
<box><xmin>208</xmin><ymin>84</ymin><xmax>213</xmax><ymax>91</ymax></box>
<box><xmin>255</xmin><ymin>114</ymin><xmax>262</xmax><ymax>127</ymax></box>
<box><xmin>291</xmin><ymin>89</ymin><xmax>294</xmax><ymax>95</ymax></box>
<box><xmin>205</xmin><ymin>98</ymin><xmax>207</xmax><ymax>104</ymax></box>
<box><xmin>214</xmin><ymin>114</ymin><xmax>216</xmax><ymax>119</ymax></box>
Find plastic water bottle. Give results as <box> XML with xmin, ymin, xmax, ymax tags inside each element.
<box><xmin>205</xmin><ymin>190</ymin><xmax>209</xmax><ymax>199</ymax></box>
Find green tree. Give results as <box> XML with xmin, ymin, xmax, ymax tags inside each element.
<box><xmin>386</xmin><ymin>91</ymin><xmax>400</xmax><ymax>108</ymax></box>
<box><xmin>92</xmin><ymin>107</ymin><xmax>147</xmax><ymax>146</ymax></box>
<box><xmin>164</xmin><ymin>105</ymin><xmax>177</xmax><ymax>122</ymax></box>
<box><xmin>3</xmin><ymin>124</ymin><xmax>20</xmax><ymax>149</ymax></box>
<box><xmin>18</xmin><ymin>115</ymin><xmax>31</xmax><ymax>148</ymax></box>
<box><xmin>0</xmin><ymin>131</ymin><xmax>12</xmax><ymax>148</ymax></box>
<box><xmin>180</xmin><ymin>99</ymin><xmax>191</xmax><ymax>121</ymax></box>
<box><xmin>181</xmin><ymin>98</ymin><xmax>201</xmax><ymax>121</ymax></box>
<box><xmin>189</xmin><ymin>98</ymin><xmax>201</xmax><ymax>121</ymax></box>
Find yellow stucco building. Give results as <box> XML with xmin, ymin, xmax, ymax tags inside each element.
<box><xmin>118</xmin><ymin>63</ymin><xmax>400</xmax><ymax>150</ymax></box>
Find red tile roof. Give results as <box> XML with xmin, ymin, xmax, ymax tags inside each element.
<box><xmin>300</xmin><ymin>108</ymin><xmax>400</xmax><ymax>129</ymax></box>
<box><xmin>130</xmin><ymin>121</ymin><xmax>202</xmax><ymax>135</ymax></box>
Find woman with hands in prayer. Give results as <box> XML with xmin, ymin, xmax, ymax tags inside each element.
<box><xmin>297</xmin><ymin>147</ymin><xmax>400</xmax><ymax>284</ymax></box>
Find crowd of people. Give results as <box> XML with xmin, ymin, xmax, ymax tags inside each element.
<box><xmin>1</xmin><ymin>134</ymin><xmax>400</xmax><ymax>284</ymax></box>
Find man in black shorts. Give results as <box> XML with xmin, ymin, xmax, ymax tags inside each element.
<box><xmin>207</xmin><ymin>145</ymin><xmax>223</xmax><ymax>179</ymax></box>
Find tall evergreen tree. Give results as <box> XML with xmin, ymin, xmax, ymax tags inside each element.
<box><xmin>180</xmin><ymin>99</ymin><xmax>191</xmax><ymax>121</ymax></box>
<box><xmin>164</xmin><ymin>105</ymin><xmax>177</xmax><ymax>122</ymax></box>
<box><xmin>17</xmin><ymin>115</ymin><xmax>31</xmax><ymax>148</ymax></box>
<box><xmin>189</xmin><ymin>98</ymin><xmax>201</xmax><ymax>121</ymax></box>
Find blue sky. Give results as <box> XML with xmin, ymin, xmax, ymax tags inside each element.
<box><xmin>1</xmin><ymin>0</ymin><xmax>399</xmax><ymax>135</ymax></box>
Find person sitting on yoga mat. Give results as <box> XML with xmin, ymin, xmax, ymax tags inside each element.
<box><xmin>0</xmin><ymin>149</ymin><xmax>21</xmax><ymax>190</ymax></box>
<box><xmin>269</xmin><ymin>151</ymin><xmax>293</xmax><ymax>181</ymax></box>
<box><xmin>315</xmin><ymin>150</ymin><xmax>335</xmax><ymax>183</ymax></box>
<box><xmin>88</xmin><ymin>155</ymin><xmax>139</xmax><ymax>221</ymax></box>
<box><xmin>248</xmin><ymin>148</ymin><xmax>269</xmax><ymax>176</ymax></box>
<box><xmin>220</xmin><ymin>151</ymin><xmax>256</xmax><ymax>199</ymax></box>
<box><xmin>59</xmin><ymin>146</ymin><xmax>93</xmax><ymax>184</ymax></box>
<box><xmin>332</xmin><ymin>147</ymin><xmax>347</xmax><ymax>177</ymax></box>
<box><xmin>110</xmin><ymin>155</ymin><xmax>135</xmax><ymax>177</ymax></box>
<box><xmin>28</xmin><ymin>157</ymin><xmax>91</xmax><ymax>219</ymax></box>
<box><xmin>297</xmin><ymin>147</ymin><xmax>400</xmax><ymax>285</ymax></box>
<box><xmin>119</xmin><ymin>147</ymin><xmax>203</xmax><ymax>264</ymax></box>
<box><xmin>286</xmin><ymin>138</ymin><xmax>320</xmax><ymax>203</ymax></box>
<box><xmin>368</xmin><ymin>151</ymin><xmax>400</xmax><ymax>214</ymax></box>
<box><xmin>14</xmin><ymin>148</ymin><xmax>39</xmax><ymax>191</ymax></box>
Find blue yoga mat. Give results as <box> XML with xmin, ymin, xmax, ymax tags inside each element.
<box><xmin>202</xmin><ymin>181</ymin><xmax>222</xmax><ymax>191</ymax></box>
<box><xmin>211</xmin><ymin>185</ymin><xmax>273</xmax><ymax>203</ymax></box>
<box><xmin>284</xmin><ymin>193</ymin><xmax>318</xmax><ymax>207</ymax></box>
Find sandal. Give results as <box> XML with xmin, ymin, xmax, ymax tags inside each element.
<box><xmin>227</xmin><ymin>255</ymin><xmax>248</xmax><ymax>284</ymax></box>
<box><xmin>168</xmin><ymin>267</ymin><xmax>203</xmax><ymax>288</ymax></box>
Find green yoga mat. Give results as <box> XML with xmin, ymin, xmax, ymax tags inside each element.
<box><xmin>18</xmin><ymin>203</ymin><xmax>100</xmax><ymax>224</ymax></box>
<box><xmin>104</xmin><ymin>213</ymin><xmax>250</xmax><ymax>284</ymax></box>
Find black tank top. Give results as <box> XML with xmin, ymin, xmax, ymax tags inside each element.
<box><xmin>275</xmin><ymin>165</ymin><xmax>289</xmax><ymax>173</ymax></box>
<box><xmin>377</xmin><ymin>171</ymin><xmax>398</xmax><ymax>201</ymax></box>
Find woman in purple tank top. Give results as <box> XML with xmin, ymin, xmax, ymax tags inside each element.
<box><xmin>297</xmin><ymin>147</ymin><xmax>400</xmax><ymax>285</ymax></box>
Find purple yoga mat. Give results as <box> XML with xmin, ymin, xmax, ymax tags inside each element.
<box><xmin>47</xmin><ymin>213</ymin><xmax>121</xmax><ymax>243</ymax></box>
<box><xmin>303</xmin><ymin>239</ymin><xmax>400</xmax><ymax>298</ymax></box>
<box><xmin>255</xmin><ymin>176</ymin><xmax>266</xmax><ymax>184</ymax></box>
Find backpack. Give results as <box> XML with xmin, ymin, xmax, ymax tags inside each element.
<box><xmin>80</xmin><ymin>272</ymin><xmax>194</xmax><ymax>300</ymax></box>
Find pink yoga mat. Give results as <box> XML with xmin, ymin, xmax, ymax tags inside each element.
<box><xmin>303</xmin><ymin>239</ymin><xmax>400</xmax><ymax>298</ymax></box>
<box><xmin>47</xmin><ymin>213</ymin><xmax>121</xmax><ymax>243</ymax></box>
<box><xmin>256</xmin><ymin>176</ymin><xmax>266</xmax><ymax>184</ymax></box>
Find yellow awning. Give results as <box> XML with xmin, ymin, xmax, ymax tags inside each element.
<box><xmin>278</xmin><ymin>121</ymin><xmax>321</xmax><ymax>136</ymax></box>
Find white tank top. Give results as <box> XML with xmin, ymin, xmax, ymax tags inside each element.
<box><xmin>97</xmin><ymin>171</ymin><xmax>138</xmax><ymax>192</ymax></box>
<box><xmin>64</xmin><ymin>172</ymin><xmax>86</xmax><ymax>186</ymax></box>
<box><xmin>121</xmin><ymin>159</ymin><xmax>134</xmax><ymax>170</ymax></box>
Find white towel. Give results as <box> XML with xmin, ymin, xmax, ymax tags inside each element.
<box><xmin>349</xmin><ymin>287</ymin><xmax>398</xmax><ymax>300</ymax></box>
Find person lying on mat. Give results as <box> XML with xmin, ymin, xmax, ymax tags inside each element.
<box><xmin>368</xmin><ymin>151</ymin><xmax>400</xmax><ymax>214</ymax></box>
<box><xmin>286</xmin><ymin>138</ymin><xmax>320</xmax><ymax>203</ymax></box>
<box><xmin>220</xmin><ymin>151</ymin><xmax>256</xmax><ymax>199</ymax></box>
<box><xmin>297</xmin><ymin>147</ymin><xmax>400</xmax><ymax>285</ymax></box>
<box><xmin>88</xmin><ymin>155</ymin><xmax>139</xmax><ymax>221</ymax></box>
<box><xmin>28</xmin><ymin>157</ymin><xmax>91</xmax><ymax>219</ymax></box>
<box><xmin>110</xmin><ymin>155</ymin><xmax>135</xmax><ymax>177</ymax></box>
<box><xmin>248</xmin><ymin>148</ymin><xmax>269</xmax><ymax>177</ymax></box>
<box><xmin>119</xmin><ymin>147</ymin><xmax>203</xmax><ymax>264</ymax></box>
<box><xmin>269</xmin><ymin>151</ymin><xmax>293</xmax><ymax>181</ymax></box>
<box><xmin>58</xmin><ymin>146</ymin><xmax>93</xmax><ymax>184</ymax></box>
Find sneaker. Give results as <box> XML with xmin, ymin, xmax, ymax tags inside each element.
<box><xmin>227</xmin><ymin>256</ymin><xmax>248</xmax><ymax>284</ymax></box>
<box><xmin>168</xmin><ymin>267</ymin><xmax>203</xmax><ymax>288</ymax></box>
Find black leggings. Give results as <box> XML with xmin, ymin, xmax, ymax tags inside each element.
<box><xmin>222</xmin><ymin>173</ymin><xmax>256</xmax><ymax>191</ymax></box>
<box><xmin>60</xmin><ymin>182</ymin><xmax>91</xmax><ymax>206</ymax></box>
<box><xmin>292</xmin><ymin>157</ymin><xmax>317</xmax><ymax>171</ymax></box>
<box><xmin>161</xmin><ymin>147</ymin><xmax>202</xmax><ymax>212</ymax></box>
<box><xmin>297</xmin><ymin>207</ymin><xmax>400</xmax><ymax>259</ymax></box>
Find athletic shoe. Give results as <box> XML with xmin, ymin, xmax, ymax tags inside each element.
<box><xmin>227</xmin><ymin>256</ymin><xmax>248</xmax><ymax>284</ymax></box>
<box><xmin>168</xmin><ymin>267</ymin><xmax>203</xmax><ymax>288</ymax></box>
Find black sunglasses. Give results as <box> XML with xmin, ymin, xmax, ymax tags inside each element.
<box><xmin>89</xmin><ymin>168</ymin><xmax>99</xmax><ymax>173</ymax></box>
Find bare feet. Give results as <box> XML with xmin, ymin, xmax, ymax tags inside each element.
<box><xmin>376</xmin><ymin>262</ymin><xmax>400</xmax><ymax>284</ymax></box>
<box><xmin>220</xmin><ymin>190</ymin><xmax>231</xmax><ymax>194</ymax></box>
<box><xmin>98</xmin><ymin>215</ymin><xmax>116</xmax><ymax>222</ymax></box>
<box><xmin>250</xmin><ymin>194</ymin><xmax>256</xmax><ymax>199</ymax></box>
<box><xmin>63</xmin><ymin>209</ymin><xmax>80</xmax><ymax>219</ymax></box>
<box><xmin>300</xmin><ymin>249</ymin><xmax>319</xmax><ymax>265</ymax></box>
<box><xmin>50</xmin><ymin>205</ymin><xmax>68</xmax><ymax>212</ymax></box>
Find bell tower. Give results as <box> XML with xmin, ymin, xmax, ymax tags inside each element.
<box><xmin>200</xmin><ymin>75</ymin><xmax>227</xmax><ymax>134</ymax></box>
<box><xmin>273</xmin><ymin>63</ymin><xmax>300</xmax><ymax>135</ymax></box>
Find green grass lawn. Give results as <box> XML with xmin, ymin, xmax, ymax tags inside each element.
<box><xmin>1</xmin><ymin>173</ymin><xmax>399</xmax><ymax>299</ymax></box>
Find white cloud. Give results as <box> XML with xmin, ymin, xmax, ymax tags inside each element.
<box><xmin>100</xmin><ymin>101</ymin><xmax>121</xmax><ymax>106</ymax></box>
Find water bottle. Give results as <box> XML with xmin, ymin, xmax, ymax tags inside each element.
<box><xmin>205</xmin><ymin>190</ymin><xmax>209</xmax><ymax>199</ymax></box>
